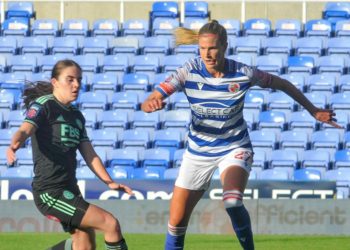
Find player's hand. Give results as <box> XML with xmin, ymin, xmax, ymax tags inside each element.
<box><xmin>6</xmin><ymin>147</ymin><xmax>17</xmax><ymax>167</ymax></box>
<box><xmin>142</xmin><ymin>99</ymin><xmax>166</xmax><ymax>113</ymax></box>
<box><xmin>313</xmin><ymin>108</ymin><xmax>342</xmax><ymax>129</ymax></box>
<box><xmin>108</xmin><ymin>182</ymin><xmax>134</xmax><ymax>196</ymax></box>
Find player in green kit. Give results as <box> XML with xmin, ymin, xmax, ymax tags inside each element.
<box><xmin>6</xmin><ymin>59</ymin><xmax>133</xmax><ymax>250</ymax></box>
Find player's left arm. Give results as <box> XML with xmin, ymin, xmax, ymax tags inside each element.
<box><xmin>251</xmin><ymin>69</ymin><xmax>342</xmax><ymax>129</ymax></box>
<box><xmin>78</xmin><ymin>141</ymin><xmax>133</xmax><ymax>195</ymax></box>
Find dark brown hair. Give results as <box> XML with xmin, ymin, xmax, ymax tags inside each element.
<box><xmin>23</xmin><ymin>59</ymin><xmax>82</xmax><ymax>109</ymax></box>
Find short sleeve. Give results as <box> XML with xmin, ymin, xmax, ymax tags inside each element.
<box><xmin>24</xmin><ymin>102</ymin><xmax>46</xmax><ymax>128</ymax></box>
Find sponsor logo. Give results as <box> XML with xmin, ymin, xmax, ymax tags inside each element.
<box><xmin>197</xmin><ymin>82</ymin><xmax>204</xmax><ymax>90</ymax></box>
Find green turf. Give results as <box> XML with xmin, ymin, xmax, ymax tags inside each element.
<box><xmin>0</xmin><ymin>233</ymin><xmax>349</xmax><ymax>250</ymax></box>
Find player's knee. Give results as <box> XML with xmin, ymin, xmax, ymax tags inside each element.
<box><xmin>223</xmin><ymin>190</ymin><xmax>243</xmax><ymax>208</ymax></box>
<box><xmin>168</xmin><ymin>222</ymin><xmax>187</xmax><ymax>236</ymax></box>
<box><xmin>105</xmin><ymin>215</ymin><xmax>121</xmax><ymax>234</ymax></box>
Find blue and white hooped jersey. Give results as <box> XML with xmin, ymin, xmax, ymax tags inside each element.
<box><xmin>156</xmin><ymin>57</ymin><xmax>272</xmax><ymax>157</ymax></box>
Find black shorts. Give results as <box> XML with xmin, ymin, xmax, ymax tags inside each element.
<box><xmin>33</xmin><ymin>188</ymin><xmax>90</xmax><ymax>233</ymax></box>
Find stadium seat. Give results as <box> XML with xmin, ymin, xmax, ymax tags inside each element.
<box><xmin>293</xmin><ymin>168</ymin><xmax>321</xmax><ymax>181</ymax></box>
<box><xmin>232</xmin><ymin>36</ymin><xmax>261</xmax><ymax>55</ymax></box>
<box><xmin>120</xmin><ymin>129</ymin><xmax>150</xmax><ymax>149</ymax></box>
<box><xmin>102</xmin><ymin>54</ymin><xmax>130</xmax><ymax>76</ymax></box>
<box><xmin>334</xmin><ymin>149</ymin><xmax>350</xmax><ymax>169</ymax></box>
<box><xmin>263</xmin><ymin>36</ymin><xmax>293</xmax><ymax>56</ymax></box>
<box><xmin>279</xmin><ymin>74</ymin><xmax>305</xmax><ymax>92</ymax></box>
<box><xmin>344</xmin><ymin>132</ymin><xmax>350</xmax><ymax>149</ymax></box>
<box><xmin>21</xmin><ymin>36</ymin><xmax>49</xmax><ymax>55</ymax></box>
<box><xmin>258</xmin><ymin>168</ymin><xmax>291</xmax><ymax>180</ymax></box>
<box><xmin>335</xmin><ymin>20</ymin><xmax>350</xmax><ymax>37</ymax></box>
<box><xmin>257</xmin><ymin>110</ymin><xmax>286</xmax><ymax>132</ymax></box>
<box><xmin>244</xmin><ymin>91</ymin><xmax>265</xmax><ymax>111</ymax></box>
<box><xmin>326</xmin><ymin>37</ymin><xmax>350</xmax><ymax>57</ymax></box>
<box><xmin>266</xmin><ymin>91</ymin><xmax>295</xmax><ymax>116</ymax></box>
<box><xmin>1</xmin><ymin>17</ymin><xmax>30</xmax><ymax>38</ymax></box>
<box><xmin>324</xmin><ymin>168</ymin><xmax>350</xmax><ymax>181</ymax></box>
<box><xmin>218</xmin><ymin>19</ymin><xmax>240</xmax><ymax>37</ymax></box>
<box><xmin>0</xmin><ymin>54</ymin><xmax>8</xmax><ymax>73</ymax></box>
<box><xmin>153</xmin><ymin>129</ymin><xmax>183</xmax><ymax>156</ymax></box>
<box><xmin>270</xmin><ymin>149</ymin><xmax>298</xmax><ymax>175</ymax></box>
<box><xmin>38</xmin><ymin>54</ymin><xmax>67</xmax><ymax>73</ymax></box>
<box><xmin>7</xmin><ymin>110</ymin><xmax>25</xmax><ymax>128</ymax></box>
<box><xmin>121</xmin><ymin>73</ymin><xmax>150</xmax><ymax>92</ymax></box>
<box><xmin>307</xmin><ymin>73</ymin><xmax>336</xmax><ymax>95</ymax></box>
<box><xmin>286</xmin><ymin>56</ymin><xmax>315</xmax><ymax>75</ymax></box>
<box><xmin>163</xmin><ymin>109</ymin><xmax>191</xmax><ymax>129</ymax></box>
<box><xmin>164</xmin><ymin>167</ymin><xmax>180</xmax><ymax>180</ymax></box>
<box><xmin>150</xmin><ymin>1</ymin><xmax>179</xmax><ymax>24</ymax></box>
<box><xmin>152</xmin><ymin>17</ymin><xmax>179</xmax><ymax>37</ymax></box>
<box><xmin>91</xmin><ymin>73</ymin><xmax>119</xmax><ymax>100</ymax></box>
<box><xmin>163</xmin><ymin>54</ymin><xmax>193</xmax><ymax>73</ymax></box>
<box><xmin>78</xmin><ymin>92</ymin><xmax>108</xmax><ymax>110</ymax></box>
<box><xmin>279</xmin><ymin>130</ymin><xmax>309</xmax><ymax>156</ymax></box>
<box><xmin>32</xmin><ymin>18</ymin><xmax>60</xmax><ymax>37</ymax></box>
<box><xmin>133</xmin><ymin>54</ymin><xmax>161</xmax><ymax>78</ymax></box>
<box><xmin>329</xmin><ymin>93</ymin><xmax>350</xmax><ymax>111</ymax></box>
<box><xmin>184</xmin><ymin>1</ymin><xmax>209</xmax><ymax>19</ymax></box>
<box><xmin>295</xmin><ymin>37</ymin><xmax>324</xmax><ymax>59</ymax></box>
<box><xmin>173</xmin><ymin>44</ymin><xmax>199</xmax><ymax>56</ymax></box>
<box><xmin>6</xmin><ymin>2</ymin><xmax>35</xmax><ymax>19</ymax></box>
<box><xmin>169</xmin><ymin>91</ymin><xmax>190</xmax><ymax>110</ymax></box>
<box><xmin>142</xmin><ymin>36</ymin><xmax>171</xmax><ymax>57</ymax></box>
<box><xmin>132</xmin><ymin>111</ymin><xmax>161</xmax><ymax>130</ymax></box>
<box><xmin>2</xmin><ymin>167</ymin><xmax>32</xmax><ymax>178</ymax></box>
<box><xmin>316</xmin><ymin>55</ymin><xmax>347</xmax><ymax>75</ymax></box>
<box><xmin>90</xmin><ymin>129</ymin><xmax>118</xmax><ymax>148</ymax></box>
<box><xmin>310</xmin><ymin>130</ymin><xmax>341</xmax><ymax>154</ymax></box>
<box><xmin>243</xmin><ymin>18</ymin><xmax>272</xmax><ymax>38</ymax></box>
<box><xmin>0</xmin><ymin>147</ymin><xmax>9</xmax><ymax>167</ymax></box>
<box><xmin>76</xmin><ymin>167</ymin><xmax>95</xmax><ymax>179</ymax></box>
<box><xmin>339</xmin><ymin>74</ymin><xmax>350</xmax><ymax>93</ymax></box>
<box><xmin>110</xmin><ymin>36</ymin><xmax>140</xmax><ymax>56</ymax></box>
<box><xmin>9</xmin><ymin>55</ymin><xmax>38</xmax><ymax>73</ymax></box>
<box><xmin>107</xmin><ymin>148</ymin><xmax>139</xmax><ymax>168</ymax></box>
<box><xmin>92</xmin><ymin>19</ymin><xmax>119</xmax><ymax>38</ymax></box>
<box><xmin>323</xmin><ymin>2</ymin><xmax>350</xmax><ymax>29</ymax></box>
<box><xmin>72</xmin><ymin>54</ymin><xmax>100</xmax><ymax>74</ymax></box>
<box><xmin>107</xmin><ymin>167</ymin><xmax>131</xmax><ymax>179</ymax></box>
<box><xmin>249</xmin><ymin>130</ymin><xmax>277</xmax><ymax>151</ymax></box>
<box><xmin>62</xmin><ymin>19</ymin><xmax>89</xmax><ymax>37</ymax></box>
<box><xmin>173</xmin><ymin>148</ymin><xmax>185</xmax><ymax>168</ymax></box>
<box><xmin>99</xmin><ymin>110</ymin><xmax>129</xmax><ymax>130</ymax></box>
<box><xmin>274</xmin><ymin>19</ymin><xmax>302</xmax><ymax>37</ymax></box>
<box><xmin>15</xmin><ymin>147</ymin><xmax>33</xmax><ymax>167</ymax></box>
<box><xmin>228</xmin><ymin>53</ymin><xmax>255</xmax><ymax>66</ymax></box>
<box><xmin>81</xmin><ymin>110</ymin><xmax>97</xmax><ymax>129</ymax></box>
<box><xmin>82</xmin><ymin>36</ymin><xmax>109</xmax><ymax>56</ymax></box>
<box><xmin>304</xmin><ymin>19</ymin><xmax>332</xmax><ymax>38</ymax></box>
<box><xmin>131</xmin><ymin>167</ymin><xmax>165</xmax><ymax>179</ymax></box>
<box><xmin>52</xmin><ymin>37</ymin><xmax>79</xmax><ymax>56</ymax></box>
<box><xmin>0</xmin><ymin>91</ymin><xmax>16</xmax><ymax>111</ymax></box>
<box><xmin>111</xmin><ymin>91</ymin><xmax>139</xmax><ymax>111</ymax></box>
<box><xmin>122</xmin><ymin>19</ymin><xmax>149</xmax><ymax>37</ymax></box>
<box><xmin>243</xmin><ymin>109</ymin><xmax>256</xmax><ymax>131</ymax></box>
<box><xmin>256</xmin><ymin>55</ymin><xmax>285</xmax><ymax>75</ymax></box>
<box><xmin>300</xmin><ymin>92</ymin><xmax>327</xmax><ymax>110</ymax></box>
<box><xmin>143</xmin><ymin>148</ymin><xmax>171</xmax><ymax>168</ymax></box>
<box><xmin>251</xmin><ymin>148</ymin><xmax>267</xmax><ymax>172</ymax></box>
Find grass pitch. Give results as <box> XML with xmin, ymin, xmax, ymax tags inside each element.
<box><xmin>0</xmin><ymin>233</ymin><xmax>349</xmax><ymax>249</ymax></box>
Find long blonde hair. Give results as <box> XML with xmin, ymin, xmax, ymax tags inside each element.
<box><xmin>174</xmin><ymin>20</ymin><xmax>227</xmax><ymax>46</ymax></box>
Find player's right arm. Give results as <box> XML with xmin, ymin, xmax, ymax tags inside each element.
<box><xmin>6</xmin><ymin>122</ymin><xmax>36</xmax><ymax>166</ymax></box>
<box><xmin>141</xmin><ymin>90</ymin><xmax>166</xmax><ymax>113</ymax></box>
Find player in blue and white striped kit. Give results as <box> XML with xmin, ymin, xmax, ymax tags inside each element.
<box><xmin>141</xmin><ymin>20</ymin><xmax>341</xmax><ymax>250</ymax></box>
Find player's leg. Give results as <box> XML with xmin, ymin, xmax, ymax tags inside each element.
<box><xmin>165</xmin><ymin>186</ymin><xmax>205</xmax><ymax>250</ymax></box>
<box><xmin>79</xmin><ymin>204</ymin><xmax>127</xmax><ymax>250</ymax></box>
<box><xmin>219</xmin><ymin>149</ymin><xmax>254</xmax><ymax>250</ymax></box>
<box><xmin>70</xmin><ymin>227</ymin><xmax>96</xmax><ymax>250</ymax></box>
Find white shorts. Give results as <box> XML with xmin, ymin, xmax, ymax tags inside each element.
<box><xmin>175</xmin><ymin>148</ymin><xmax>253</xmax><ymax>191</ymax></box>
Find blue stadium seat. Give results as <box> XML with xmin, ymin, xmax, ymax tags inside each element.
<box><xmin>143</xmin><ymin>148</ymin><xmax>171</xmax><ymax>168</ymax></box>
<box><xmin>323</xmin><ymin>2</ymin><xmax>350</xmax><ymax>29</ymax></box>
<box><xmin>324</xmin><ymin>168</ymin><xmax>350</xmax><ymax>181</ymax></box>
<box><xmin>339</xmin><ymin>75</ymin><xmax>350</xmax><ymax>93</ymax></box>
<box><xmin>122</xmin><ymin>19</ymin><xmax>149</xmax><ymax>37</ymax></box>
<box><xmin>0</xmin><ymin>147</ymin><xmax>9</xmax><ymax>167</ymax></box>
<box><xmin>329</xmin><ymin>92</ymin><xmax>350</xmax><ymax>111</ymax></box>
<box><xmin>256</xmin><ymin>55</ymin><xmax>285</xmax><ymax>75</ymax></box>
<box><xmin>82</xmin><ymin>37</ymin><xmax>109</xmax><ymax>56</ymax></box>
<box><xmin>345</xmin><ymin>132</ymin><xmax>350</xmax><ymax>149</ymax></box>
<box><xmin>9</xmin><ymin>55</ymin><xmax>38</xmax><ymax>73</ymax></box>
<box><xmin>249</xmin><ymin>130</ymin><xmax>277</xmax><ymax>151</ymax></box>
<box><xmin>0</xmin><ymin>91</ymin><xmax>16</xmax><ymax>111</ymax></box>
<box><xmin>294</xmin><ymin>168</ymin><xmax>321</xmax><ymax>181</ymax></box>
<box><xmin>102</xmin><ymin>54</ymin><xmax>130</xmax><ymax>76</ymax></box>
<box><xmin>76</xmin><ymin>167</ymin><xmax>95</xmax><ymax>179</ymax></box>
<box><xmin>335</xmin><ymin>20</ymin><xmax>350</xmax><ymax>37</ymax></box>
<box><xmin>320</xmin><ymin>110</ymin><xmax>348</xmax><ymax>133</ymax></box>
<box><xmin>90</xmin><ymin>129</ymin><xmax>118</xmax><ymax>148</ymax></box>
<box><xmin>21</xmin><ymin>36</ymin><xmax>49</xmax><ymax>55</ymax></box>
<box><xmin>326</xmin><ymin>37</ymin><xmax>350</xmax><ymax>57</ymax></box>
<box><xmin>121</xmin><ymin>73</ymin><xmax>150</xmax><ymax>92</ymax></box>
<box><xmin>334</xmin><ymin>149</ymin><xmax>350</xmax><ymax>169</ymax></box>
<box><xmin>304</xmin><ymin>19</ymin><xmax>332</xmax><ymax>38</ymax></box>
<box><xmin>279</xmin><ymin>130</ymin><xmax>309</xmax><ymax>155</ymax></box>
<box><xmin>184</xmin><ymin>1</ymin><xmax>209</xmax><ymax>18</ymax></box>
<box><xmin>15</xmin><ymin>147</ymin><xmax>33</xmax><ymax>167</ymax></box>
<box><xmin>243</xmin><ymin>108</ymin><xmax>256</xmax><ymax>131</ymax></box>
<box><xmin>311</xmin><ymin>130</ymin><xmax>341</xmax><ymax>154</ymax></box>
<box><xmin>306</xmin><ymin>74</ymin><xmax>337</xmax><ymax>94</ymax></box>
<box><xmin>218</xmin><ymin>19</ymin><xmax>240</xmax><ymax>37</ymax></box>
<box><xmin>32</xmin><ymin>19</ymin><xmax>60</xmax><ymax>37</ymax></box>
<box><xmin>228</xmin><ymin>53</ymin><xmax>255</xmax><ymax>66</ymax></box>
<box><xmin>133</xmin><ymin>54</ymin><xmax>161</xmax><ymax>77</ymax></box>
<box><xmin>163</xmin><ymin>54</ymin><xmax>193</xmax><ymax>73</ymax></box>
<box><xmin>62</xmin><ymin>19</ymin><xmax>89</xmax><ymax>37</ymax></box>
<box><xmin>77</xmin><ymin>147</ymin><xmax>107</xmax><ymax>168</ymax></box>
<box><xmin>2</xmin><ymin>167</ymin><xmax>32</xmax><ymax>178</ymax></box>
<box><xmin>169</xmin><ymin>91</ymin><xmax>190</xmax><ymax>109</ymax></box>
<box><xmin>78</xmin><ymin>92</ymin><xmax>108</xmax><ymax>110</ymax></box>
<box><xmin>37</xmin><ymin>54</ymin><xmax>67</xmax><ymax>73</ymax></box>
<box><xmin>152</xmin><ymin>18</ymin><xmax>179</xmax><ymax>36</ymax></box>
<box><xmin>163</xmin><ymin>109</ymin><xmax>191</xmax><ymax>129</ymax></box>
<box><xmin>164</xmin><ymin>167</ymin><xmax>180</xmax><ymax>180</ymax></box>
<box><xmin>257</xmin><ymin>110</ymin><xmax>286</xmax><ymax>132</ymax></box>
<box><xmin>286</xmin><ymin>56</ymin><xmax>315</xmax><ymax>75</ymax></box>
<box><xmin>143</xmin><ymin>36</ymin><xmax>171</xmax><ymax>56</ymax></box>
<box><xmin>72</xmin><ymin>54</ymin><xmax>100</xmax><ymax>74</ymax></box>
<box><xmin>52</xmin><ymin>37</ymin><xmax>79</xmax><ymax>56</ymax></box>
<box><xmin>91</xmin><ymin>73</ymin><xmax>119</xmax><ymax>100</ymax></box>
<box><xmin>316</xmin><ymin>55</ymin><xmax>347</xmax><ymax>75</ymax></box>
<box><xmin>270</xmin><ymin>149</ymin><xmax>298</xmax><ymax>175</ymax></box>
<box><xmin>251</xmin><ymin>148</ymin><xmax>267</xmax><ymax>172</ymax></box>
<box><xmin>263</xmin><ymin>36</ymin><xmax>293</xmax><ymax>56</ymax></box>
<box><xmin>150</xmin><ymin>1</ymin><xmax>179</xmax><ymax>24</ymax></box>
<box><xmin>6</xmin><ymin>2</ymin><xmax>35</xmax><ymax>19</ymax></box>
<box><xmin>295</xmin><ymin>37</ymin><xmax>324</xmax><ymax>59</ymax></box>
<box><xmin>99</xmin><ymin>110</ymin><xmax>129</xmax><ymax>130</ymax></box>
<box><xmin>107</xmin><ymin>167</ymin><xmax>132</xmax><ymax>179</ymax></box>
<box><xmin>244</xmin><ymin>91</ymin><xmax>265</xmax><ymax>111</ymax></box>
<box><xmin>111</xmin><ymin>91</ymin><xmax>139</xmax><ymax>111</ymax></box>
<box><xmin>107</xmin><ymin>148</ymin><xmax>139</xmax><ymax>168</ymax></box>
<box><xmin>274</xmin><ymin>19</ymin><xmax>302</xmax><ymax>37</ymax></box>
<box><xmin>92</xmin><ymin>19</ymin><xmax>119</xmax><ymax>38</ymax></box>
<box><xmin>2</xmin><ymin>17</ymin><xmax>30</xmax><ymax>38</ymax></box>
<box><xmin>266</xmin><ymin>92</ymin><xmax>295</xmax><ymax>115</ymax></box>
<box><xmin>243</xmin><ymin>18</ymin><xmax>272</xmax><ymax>38</ymax></box>
<box><xmin>131</xmin><ymin>167</ymin><xmax>165</xmax><ymax>179</ymax></box>
<box><xmin>173</xmin><ymin>148</ymin><xmax>185</xmax><ymax>168</ymax></box>
<box><xmin>120</xmin><ymin>129</ymin><xmax>150</xmax><ymax>149</ymax></box>
<box><xmin>0</xmin><ymin>54</ymin><xmax>8</xmax><ymax>73</ymax></box>
<box><xmin>258</xmin><ymin>168</ymin><xmax>291</xmax><ymax>180</ymax></box>
<box><xmin>280</xmin><ymin>74</ymin><xmax>305</xmax><ymax>91</ymax></box>
<box><xmin>0</xmin><ymin>36</ymin><xmax>18</xmax><ymax>55</ymax></box>
<box><xmin>153</xmin><ymin>129</ymin><xmax>182</xmax><ymax>156</ymax></box>
<box><xmin>132</xmin><ymin>111</ymin><xmax>161</xmax><ymax>130</ymax></box>
<box><xmin>110</xmin><ymin>36</ymin><xmax>139</xmax><ymax>56</ymax></box>
<box><xmin>232</xmin><ymin>36</ymin><xmax>261</xmax><ymax>55</ymax></box>
<box><xmin>80</xmin><ymin>110</ymin><xmax>97</xmax><ymax>129</ymax></box>
<box><xmin>7</xmin><ymin>110</ymin><xmax>25</xmax><ymax>128</ymax></box>
<box><xmin>302</xmin><ymin>92</ymin><xmax>327</xmax><ymax>110</ymax></box>
<box><xmin>183</xmin><ymin>17</ymin><xmax>207</xmax><ymax>30</ymax></box>
<box><xmin>173</xmin><ymin>44</ymin><xmax>199</xmax><ymax>57</ymax></box>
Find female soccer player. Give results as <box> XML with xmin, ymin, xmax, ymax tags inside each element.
<box><xmin>141</xmin><ymin>20</ymin><xmax>341</xmax><ymax>250</ymax></box>
<box><xmin>6</xmin><ymin>59</ymin><xmax>132</xmax><ymax>250</ymax></box>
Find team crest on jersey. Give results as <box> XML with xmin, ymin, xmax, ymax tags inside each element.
<box><xmin>197</xmin><ymin>82</ymin><xmax>204</xmax><ymax>90</ymax></box>
<box><xmin>228</xmin><ymin>83</ymin><xmax>240</xmax><ymax>93</ymax></box>
<box><xmin>63</xmin><ymin>190</ymin><xmax>75</xmax><ymax>200</ymax></box>
<box><xmin>26</xmin><ymin>104</ymin><xmax>41</xmax><ymax>119</ymax></box>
